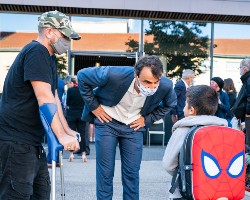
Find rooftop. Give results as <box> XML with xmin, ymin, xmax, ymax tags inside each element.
<box><xmin>0</xmin><ymin>32</ymin><xmax>250</xmax><ymax>57</ymax></box>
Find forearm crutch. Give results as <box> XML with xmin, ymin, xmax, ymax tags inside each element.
<box><xmin>59</xmin><ymin>151</ymin><xmax>65</xmax><ymax>199</ymax></box>
<box><xmin>39</xmin><ymin>103</ymin><xmax>65</xmax><ymax>200</ymax></box>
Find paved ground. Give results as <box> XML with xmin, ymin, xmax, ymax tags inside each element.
<box><xmin>49</xmin><ymin>143</ymin><xmax>250</xmax><ymax>200</ymax></box>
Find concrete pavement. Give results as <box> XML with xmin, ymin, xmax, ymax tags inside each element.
<box><xmin>50</xmin><ymin>144</ymin><xmax>250</xmax><ymax>200</ymax></box>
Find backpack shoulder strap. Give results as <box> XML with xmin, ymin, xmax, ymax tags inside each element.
<box><xmin>169</xmin><ymin>167</ymin><xmax>180</xmax><ymax>194</ymax></box>
<box><xmin>169</xmin><ymin>125</ymin><xmax>199</xmax><ymax>194</ymax></box>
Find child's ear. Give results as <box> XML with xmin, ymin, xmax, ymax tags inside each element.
<box><xmin>189</xmin><ymin>106</ymin><xmax>197</xmax><ymax>116</ymax></box>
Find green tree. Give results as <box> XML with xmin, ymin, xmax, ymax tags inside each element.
<box><xmin>125</xmin><ymin>37</ymin><xmax>139</xmax><ymax>52</ymax></box>
<box><xmin>126</xmin><ymin>21</ymin><xmax>209</xmax><ymax>78</ymax></box>
<box><xmin>56</xmin><ymin>53</ymin><xmax>68</xmax><ymax>79</ymax></box>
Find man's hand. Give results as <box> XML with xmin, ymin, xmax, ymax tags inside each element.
<box><xmin>130</xmin><ymin>116</ymin><xmax>145</xmax><ymax>131</ymax></box>
<box><xmin>58</xmin><ymin>134</ymin><xmax>80</xmax><ymax>151</ymax></box>
<box><xmin>92</xmin><ymin>105</ymin><xmax>112</xmax><ymax>123</ymax></box>
<box><xmin>67</xmin><ymin>129</ymin><xmax>81</xmax><ymax>142</ymax></box>
<box><xmin>171</xmin><ymin>115</ymin><xmax>178</xmax><ymax>124</ymax></box>
<box><xmin>246</xmin><ymin>114</ymin><xmax>250</xmax><ymax>117</ymax></box>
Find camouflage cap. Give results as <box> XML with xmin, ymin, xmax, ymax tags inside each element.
<box><xmin>38</xmin><ymin>10</ymin><xmax>81</xmax><ymax>40</ymax></box>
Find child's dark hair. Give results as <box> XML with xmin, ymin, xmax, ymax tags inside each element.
<box><xmin>186</xmin><ymin>85</ymin><xmax>218</xmax><ymax>115</ymax></box>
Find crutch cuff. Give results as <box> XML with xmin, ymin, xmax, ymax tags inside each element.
<box><xmin>39</xmin><ymin>103</ymin><xmax>63</xmax><ymax>163</ymax></box>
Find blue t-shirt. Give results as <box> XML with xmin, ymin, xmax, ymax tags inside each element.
<box><xmin>0</xmin><ymin>41</ymin><xmax>57</xmax><ymax>145</ymax></box>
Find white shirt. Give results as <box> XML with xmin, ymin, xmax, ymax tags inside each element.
<box><xmin>101</xmin><ymin>79</ymin><xmax>146</xmax><ymax>125</ymax></box>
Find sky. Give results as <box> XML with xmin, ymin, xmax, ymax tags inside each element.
<box><xmin>1</xmin><ymin>13</ymin><xmax>250</xmax><ymax>39</ymax></box>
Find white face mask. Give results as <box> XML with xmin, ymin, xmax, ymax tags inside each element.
<box><xmin>240</xmin><ymin>67</ymin><xmax>243</xmax><ymax>76</ymax></box>
<box><xmin>137</xmin><ymin>78</ymin><xmax>159</xmax><ymax>96</ymax></box>
<box><xmin>51</xmin><ymin>37</ymin><xmax>70</xmax><ymax>55</ymax></box>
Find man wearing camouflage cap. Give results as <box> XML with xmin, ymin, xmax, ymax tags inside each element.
<box><xmin>0</xmin><ymin>10</ymin><xmax>80</xmax><ymax>199</ymax></box>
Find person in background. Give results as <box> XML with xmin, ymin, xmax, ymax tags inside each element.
<box><xmin>77</xmin><ymin>55</ymin><xmax>177</xmax><ymax>200</ymax></box>
<box><xmin>64</xmin><ymin>75</ymin><xmax>91</xmax><ymax>156</ymax></box>
<box><xmin>58</xmin><ymin>77</ymin><xmax>65</xmax><ymax>108</ymax></box>
<box><xmin>223</xmin><ymin>78</ymin><xmax>237</xmax><ymax>127</ymax></box>
<box><xmin>0</xmin><ymin>10</ymin><xmax>80</xmax><ymax>199</ymax></box>
<box><xmin>62</xmin><ymin>75</ymin><xmax>74</xmax><ymax>111</ymax></box>
<box><xmin>66</xmin><ymin>76</ymin><xmax>88</xmax><ymax>162</ymax></box>
<box><xmin>210</xmin><ymin>77</ymin><xmax>230</xmax><ymax>120</ymax></box>
<box><xmin>163</xmin><ymin>85</ymin><xmax>228</xmax><ymax>199</ymax></box>
<box><xmin>233</xmin><ymin>58</ymin><xmax>250</xmax><ymax>151</ymax></box>
<box><xmin>172</xmin><ymin>69</ymin><xmax>195</xmax><ymax>124</ymax></box>
<box><xmin>234</xmin><ymin>59</ymin><xmax>250</xmax><ymax>192</ymax></box>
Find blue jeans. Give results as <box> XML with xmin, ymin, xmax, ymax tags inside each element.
<box><xmin>0</xmin><ymin>140</ymin><xmax>50</xmax><ymax>200</ymax></box>
<box><xmin>95</xmin><ymin>118</ymin><xmax>145</xmax><ymax>200</ymax></box>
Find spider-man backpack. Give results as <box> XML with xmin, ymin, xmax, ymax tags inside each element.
<box><xmin>170</xmin><ymin>125</ymin><xmax>246</xmax><ymax>200</ymax></box>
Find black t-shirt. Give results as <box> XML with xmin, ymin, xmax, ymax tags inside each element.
<box><xmin>0</xmin><ymin>41</ymin><xmax>57</xmax><ymax>145</ymax></box>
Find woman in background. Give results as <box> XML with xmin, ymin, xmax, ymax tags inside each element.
<box><xmin>223</xmin><ymin>78</ymin><xmax>237</xmax><ymax>127</ymax></box>
<box><xmin>210</xmin><ymin>77</ymin><xmax>230</xmax><ymax>121</ymax></box>
<box><xmin>66</xmin><ymin>76</ymin><xmax>88</xmax><ymax>163</ymax></box>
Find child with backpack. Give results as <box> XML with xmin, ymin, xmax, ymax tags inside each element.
<box><xmin>163</xmin><ymin>85</ymin><xmax>229</xmax><ymax>199</ymax></box>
